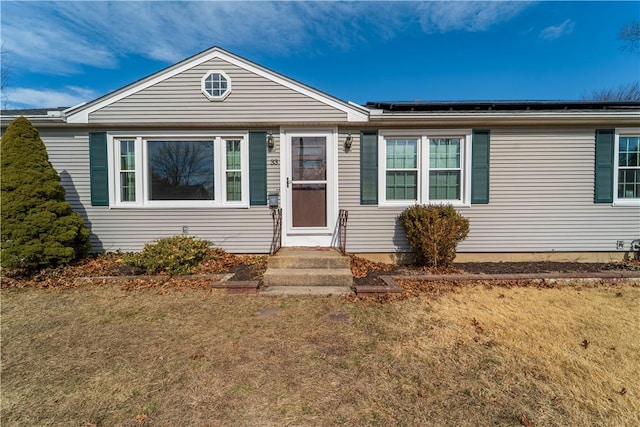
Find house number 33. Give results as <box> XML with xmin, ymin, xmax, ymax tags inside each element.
<box><xmin>270</xmin><ymin>159</ymin><xmax>280</xmax><ymax>165</ymax></box>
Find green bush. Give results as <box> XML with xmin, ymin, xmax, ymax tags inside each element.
<box><xmin>398</xmin><ymin>204</ymin><xmax>470</xmax><ymax>268</ymax></box>
<box><xmin>1</xmin><ymin>117</ymin><xmax>90</xmax><ymax>272</ymax></box>
<box><xmin>123</xmin><ymin>236</ymin><xmax>212</xmax><ymax>275</ymax></box>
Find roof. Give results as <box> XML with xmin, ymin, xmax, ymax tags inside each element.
<box><xmin>365</xmin><ymin>100</ymin><xmax>640</xmax><ymax>112</ymax></box>
<box><xmin>0</xmin><ymin>107</ymin><xmax>68</xmax><ymax>117</ymax></box>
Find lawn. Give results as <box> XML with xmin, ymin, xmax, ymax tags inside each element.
<box><xmin>2</xmin><ymin>281</ymin><xmax>639</xmax><ymax>426</ymax></box>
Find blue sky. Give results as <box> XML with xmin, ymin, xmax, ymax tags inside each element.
<box><xmin>1</xmin><ymin>1</ymin><xmax>639</xmax><ymax>109</ymax></box>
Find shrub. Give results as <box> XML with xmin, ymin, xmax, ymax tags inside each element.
<box><xmin>123</xmin><ymin>236</ymin><xmax>212</xmax><ymax>275</ymax></box>
<box><xmin>1</xmin><ymin>117</ymin><xmax>90</xmax><ymax>272</ymax></box>
<box><xmin>398</xmin><ymin>204</ymin><xmax>469</xmax><ymax>268</ymax></box>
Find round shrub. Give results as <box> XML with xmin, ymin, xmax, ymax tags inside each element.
<box><xmin>123</xmin><ymin>236</ymin><xmax>212</xmax><ymax>275</ymax></box>
<box><xmin>398</xmin><ymin>204</ymin><xmax>469</xmax><ymax>268</ymax></box>
<box><xmin>1</xmin><ymin>117</ymin><xmax>90</xmax><ymax>272</ymax></box>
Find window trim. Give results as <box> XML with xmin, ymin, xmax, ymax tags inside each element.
<box><xmin>201</xmin><ymin>70</ymin><xmax>231</xmax><ymax>101</ymax></box>
<box><xmin>613</xmin><ymin>127</ymin><xmax>640</xmax><ymax>207</ymax></box>
<box><xmin>107</xmin><ymin>132</ymin><xmax>249</xmax><ymax>208</ymax></box>
<box><xmin>378</xmin><ymin>129</ymin><xmax>472</xmax><ymax>208</ymax></box>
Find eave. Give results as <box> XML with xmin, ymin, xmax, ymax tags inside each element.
<box><xmin>367</xmin><ymin>110</ymin><xmax>640</xmax><ymax>127</ymax></box>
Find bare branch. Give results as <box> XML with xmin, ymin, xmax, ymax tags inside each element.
<box><xmin>619</xmin><ymin>20</ymin><xmax>640</xmax><ymax>53</ymax></box>
<box><xmin>585</xmin><ymin>81</ymin><xmax>640</xmax><ymax>102</ymax></box>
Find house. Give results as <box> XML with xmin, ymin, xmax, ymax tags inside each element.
<box><xmin>2</xmin><ymin>46</ymin><xmax>639</xmax><ymax>262</ymax></box>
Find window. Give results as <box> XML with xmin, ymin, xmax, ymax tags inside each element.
<box><xmin>379</xmin><ymin>131</ymin><xmax>471</xmax><ymax>206</ymax></box>
<box><xmin>429</xmin><ymin>138</ymin><xmax>461</xmax><ymax>200</ymax></box>
<box><xmin>148</xmin><ymin>140</ymin><xmax>215</xmax><ymax>201</ymax></box>
<box><xmin>225</xmin><ymin>139</ymin><xmax>242</xmax><ymax>202</ymax></box>
<box><xmin>119</xmin><ymin>139</ymin><xmax>136</xmax><ymax>202</ymax></box>
<box><xmin>201</xmin><ymin>70</ymin><xmax>231</xmax><ymax>100</ymax></box>
<box><xmin>385</xmin><ymin>138</ymin><xmax>418</xmax><ymax>201</ymax></box>
<box><xmin>615</xmin><ymin>131</ymin><xmax>640</xmax><ymax>203</ymax></box>
<box><xmin>110</xmin><ymin>134</ymin><xmax>248</xmax><ymax>207</ymax></box>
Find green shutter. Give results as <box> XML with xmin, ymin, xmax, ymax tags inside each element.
<box><xmin>594</xmin><ymin>129</ymin><xmax>615</xmax><ymax>203</ymax></box>
<box><xmin>249</xmin><ymin>131</ymin><xmax>267</xmax><ymax>206</ymax></box>
<box><xmin>360</xmin><ymin>131</ymin><xmax>378</xmax><ymax>205</ymax></box>
<box><xmin>89</xmin><ymin>131</ymin><xmax>109</xmax><ymax>206</ymax></box>
<box><xmin>471</xmin><ymin>130</ymin><xmax>490</xmax><ymax>204</ymax></box>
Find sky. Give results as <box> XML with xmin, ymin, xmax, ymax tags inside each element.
<box><xmin>1</xmin><ymin>0</ymin><xmax>639</xmax><ymax>110</ymax></box>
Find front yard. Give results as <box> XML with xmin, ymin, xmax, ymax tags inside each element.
<box><xmin>2</xmin><ymin>277</ymin><xmax>639</xmax><ymax>426</ymax></box>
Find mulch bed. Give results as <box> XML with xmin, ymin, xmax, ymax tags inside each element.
<box><xmin>350</xmin><ymin>255</ymin><xmax>640</xmax><ymax>288</ymax></box>
<box><xmin>1</xmin><ymin>252</ymin><xmax>268</xmax><ymax>291</ymax></box>
<box><xmin>3</xmin><ymin>251</ymin><xmax>638</xmax><ymax>295</ymax></box>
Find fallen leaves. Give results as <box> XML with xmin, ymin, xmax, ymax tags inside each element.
<box><xmin>472</xmin><ymin>317</ymin><xmax>484</xmax><ymax>334</ymax></box>
<box><xmin>520</xmin><ymin>413</ymin><xmax>534</xmax><ymax>427</ymax></box>
<box><xmin>0</xmin><ymin>251</ymin><xmax>266</xmax><ymax>292</ymax></box>
<box><xmin>349</xmin><ymin>255</ymin><xmax>394</xmax><ymax>279</ymax></box>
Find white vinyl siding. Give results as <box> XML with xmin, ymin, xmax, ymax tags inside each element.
<box><xmin>339</xmin><ymin>127</ymin><xmax>640</xmax><ymax>253</ymax></box>
<box><xmin>39</xmin><ymin>129</ymin><xmax>275</xmax><ymax>253</ymax></box>
<box><xmin>32</xmin><ymin>126</ymin><xmax>640</xmax><ymax>254</ymax></box>
<box><xmin>89</xmin><ymin>58</ymin><xmax>347</xmax><ymax>124</ymax></box>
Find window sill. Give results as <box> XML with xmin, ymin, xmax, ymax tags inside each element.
<box><xmin>612</xmin><ymin>200</ymin><xmax>640</xmax><ymax>207</ymax></box>
<box><xmin>377</xmin><ymin>201</ymin><xmax>471</xmax><ymax>209</ymax></box>
<box><xmin>109</xmin><ymin>204</ymin><xmax>250</xmax><ymax>209</ymax></box>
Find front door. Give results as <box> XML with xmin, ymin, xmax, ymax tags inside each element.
<box><xmin>282</xmin><ymin>130</ymin><xmax>337</xmax><ymax>246</ymax></box>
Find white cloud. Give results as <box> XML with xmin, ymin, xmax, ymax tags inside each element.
<box><xmin>4</xmin><ymin>86</ymin><xmax>99</xmax><ymax>109</ymax></box>
<box><xmin>417</xmin><ymin>1</ymin><xmax>531</xmax><ymax>33</ymax></box>
<box><xmin>0</xmin><ymin>1</ymin><xmax>534</xmax><ymax>76</ymax></box>
<box><xmin>540</xmin><ymin>19</ymin><xmax>575</xmax><ymax>40</ymax></box>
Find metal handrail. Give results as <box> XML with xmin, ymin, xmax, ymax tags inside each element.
<box><xmin>270</xmin><ymin>208</ymin><xmax>282</xmax><ymax>255</ymax></box>
<box><xmin>338</xmin><ymin>209</ymin><xmax>348</xmax><ymax>255</ymax></box>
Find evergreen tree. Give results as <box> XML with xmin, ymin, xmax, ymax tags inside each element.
<box><xmin>1</xmin><ymin>116</ymin><xmax>90</xmax><ymax>271</ymax></box>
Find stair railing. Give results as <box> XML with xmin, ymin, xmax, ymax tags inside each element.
<box><xmin>337</xmin><ymin>209</ymin><xmax>348</xmax><ymax>255</ymax></box>
<box><xmin>270</xmin><ymin>208</ymin><xmax>282</xmax><ymax>255</ymax></box>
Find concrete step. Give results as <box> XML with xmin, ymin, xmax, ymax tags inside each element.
<box><xmin>259</xmin><ymin>286</ymin><xmax>354</xmax><ymax>296</ymax></box>
<box><xmin>267</xmin><ymin>248</ymin><xmax>350</xmax><ymax>269</ymax></box>
<box><xmin>262</xmin><ymin>268</ymin><xmax>353</xmax><ymax>287</ymax></box>
<box><xmin>268</xmin><ymin>254</ymin><xmax>350</xmax><ymax>269</ymax></box>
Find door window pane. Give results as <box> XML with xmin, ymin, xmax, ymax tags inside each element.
<box><xmin>291</xmin><ymin>137</ymin><xmax>326</xmax><ymax>181</ymax></box>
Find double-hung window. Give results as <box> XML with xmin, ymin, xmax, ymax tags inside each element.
<box><xmin>385</xmin><ymin>138</ymin><xmax>419</xmax><ymax>201</ymax></box>
<box><xmin>614</xmin><ymin>130</ymin><xmax>640</xmax><ymax>205</ymax></box>
<box><xmin>110</xmin><ymin>133</ymin><xmax>249</xmax><ymax>207</ymax></box>
<box><xmin>379</xmin><ymin>130</ymin><xmax>471</xmax><ymax>207</ymax></box>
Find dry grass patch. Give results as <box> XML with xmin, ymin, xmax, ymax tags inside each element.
<box><xmin>2</xmin><ymin>282</ymin><xmax>639</xmax><ymax>426</ymax></box>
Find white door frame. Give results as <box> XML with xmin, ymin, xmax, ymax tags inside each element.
<box><xmin>280</xmin><ymin>128</ymin><xmax>338</xmax><ymax>247</ymax></box>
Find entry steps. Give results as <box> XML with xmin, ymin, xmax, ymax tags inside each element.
<box><xmin>261</xmin><ymin>247</ymin><xmax>353</xmax><ymax>296</ymax></box>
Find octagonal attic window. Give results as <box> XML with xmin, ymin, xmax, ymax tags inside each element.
<box><xmin>201</xmin><ymin>71</ymin><xmax>231</xmax><ymax>101</ymax></box>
